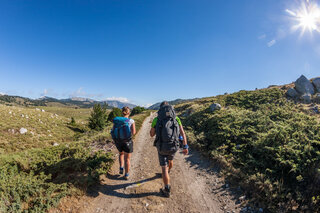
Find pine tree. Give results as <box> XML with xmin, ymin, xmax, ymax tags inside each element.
<box><xmin>88</xmin><ymin>104</ymin><xmax>108</xmax><ymax>130</ymax></box>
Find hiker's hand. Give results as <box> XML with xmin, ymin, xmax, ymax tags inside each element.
<box><xmin>182</xmin><ymin>148</ymin><xmax>188</xmax><ymax>155</ymax></box>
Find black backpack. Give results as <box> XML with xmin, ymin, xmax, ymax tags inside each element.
<box><xmin>155</xmin><ymin>105</ymin><xmax>180</xmax><ymax>155</ymax></box>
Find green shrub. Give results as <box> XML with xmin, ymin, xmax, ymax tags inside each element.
<box><xmin>107</xmin><ymin>107</ymin><xmax>122</xmax><ymax>122</ymax></box>
<box><xmin>0</xmin><ymin>144</ymin><xmax>113</xmax><ymax>212</ymax></box>
<box><xmin>88</xmin><ymin>104</ymin><xmax>108</xmax><ymax>131</ymax></box>
<box><xmin>131</xmin><ymin>106</ymin><xmax>146</xmax><ymax>116</ymax></box>
<box><xmin>177</xmin><ymin>88</ymin><xmax>320</xmax><ymax>211</ymax></box>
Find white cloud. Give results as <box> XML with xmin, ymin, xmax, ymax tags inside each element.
<box><xmin>267</xmin><ymin>39</ymin><xmax>276</xmax><ymax>47</ymax></box>
<box><xmin>142</xmin><ymin>103</ymin><xmax>153</xmax><ymax>108</ymax></box>
<box><xmin>0</xmin><ymin>92</ymin><xmax>6</xmax><ymax>95</ymax></box>
<box><xmin>258</xmin><ymin>34</ymin><xmax>266</xmax><ymax>40</ymax></box>
<box><xmin>105</xmin><ymin>97</ymin><xmax>130</xmax><ymax>103</ymax></box>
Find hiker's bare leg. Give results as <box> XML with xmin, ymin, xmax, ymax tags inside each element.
<box><xmin>162</xmin><ymin>166</ymin><xmax>170</xmax><ymax>185</ymax></box>
<box><xmin>168</xmin><ymin>160</ymin><xmax>173</xmax><ymax>171</ymax></box>
<box><xmin>124</xmin><ymin>153</ymin><xmax>131</xmax><ymax>174</ymax></box>
<box><xmin>119</xmin><ymin>152</ymin><xmax>124</xmax><ymax>168</ymax></box>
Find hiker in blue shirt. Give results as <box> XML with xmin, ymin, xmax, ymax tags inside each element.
<box><xmin>150</xmin><ymin>101</ymin><xmax>189</xmax><ymax>197</ymax></box>
<box><xmin>111</xmin><ymin>107</ymin><xmax>136</xmax><ymax>180</ymax></box>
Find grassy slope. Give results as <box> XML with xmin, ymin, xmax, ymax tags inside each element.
<box><xmin>0</xmin><ymin>104</ymin><xmax>150</xmax><ymax>212</ymax></box>
<box><xmin>175</xmin><ymin>88</ymin><xmax>320</xmax><ymax>211</ymax></box>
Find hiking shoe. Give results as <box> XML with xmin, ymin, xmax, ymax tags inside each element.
<box><xmin>119</xmin><ymin>167</ymin><xmax>124</xmax><ymax>175</ymax></box>
<box><xmin>124</xmin><ymin>173</ymin><xmax>129</xmax><ymax>180</ymax></box>
<box><xmin>160</xmin><ymin>187</ymin><xmax>171</xmax><ymax>198</ymax></box>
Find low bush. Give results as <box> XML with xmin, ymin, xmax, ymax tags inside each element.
<box><xmin>177</xmin><ymin>88</ymin><xmax>320</xmax><ymax>211</ymax></box>
<box><xmin>0</xmin><ymin>144</ymin><xmax>113</xmax><ymax>212</ymax></box>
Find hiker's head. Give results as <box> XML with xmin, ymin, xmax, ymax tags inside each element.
<box><xmin>122</xmin><ymin>106</ymin><xmax>131</xmax><ymax>116</ymax></box>
<box><xmin>160</xmin><ymin>101</ymin><xmax>169</xmax><ymax>108</ymax></box>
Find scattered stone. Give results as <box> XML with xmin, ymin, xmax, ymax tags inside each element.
<box><xmin>9</xmin><ymin>111</ymin><xmax>12</xmax><ymax>114</ymax></box>
<box><xmin>295</xmin><ymin>75</ymin><xmax>315</xmax><ymax>95</ymax></box>
<box><xmin>49</xmin><ymin>134</ymin><xmax>52</xmax><ymax>137</ymax></box>
<box><xmin>312</xmin><ymin>78</ymin><xmax>320</xmax><ymax>92</ymax></box>
<box><xmin>36</xmin><ymin>108</ymin><xmax>40</xmax><ymax>111</ymax></box>
<box><xmin>311</xmin><ymin>106</ymin><xmax>319</xmax><ymax>114</ymax></box>
<box><xmin>19</xmin><ymin>128</ymin><xmax>28</xmax><ymax>134</ymax></box>
<box><xmin>8</xmin><ymin>129</ymin><xmax>15</xmax><ymax>134</ymax></box>
<box><xmin>315</xmin><ymin>94</ymin><xmax>320</xmax><ymax>103</ymax></box>
<box><xmin>286</xmin><ymin>88</ymin><xmax>299</xmax><ymax>98</ymax></box>
<box><xmin>301</xmin><ymin>94</ymin><xmax>311</xmax><ymax>104</ymax></box>
<box><xmin>145</xmin><ymin>203</ymin><xmax>149</xmax><ymax>207</ymax></box>
<box><xmin>239</xmin><ymin>195</ymin><xmax>246</xmax><ymax>201</ymax></box>
<box><xmin>21</xmin><ymin>114</ymin><xmax>24</xmax><ymax>118</ymax></box>
<box><xmin>210</xmin><ymin>103</ymin><xmax>222</xmax><ymax>112</ymax></box>
<box><xmin>53</xmin><ymin>142</ymin><xmax>59</xmax><ymax>146</ymax></box>
<box><xmin>41</xmin><ymin>109</ymin><xmax>45</xmax><ymax>112</ymax></box>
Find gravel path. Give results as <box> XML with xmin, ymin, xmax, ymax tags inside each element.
<box><xmin>53</xmin><ymin>113</ymin><xmax>242</xmax><ymax>213</ymax></box>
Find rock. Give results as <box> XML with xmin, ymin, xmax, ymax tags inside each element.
<box><xmin>53</xmin><ymin>142</ymin><xmax>59</xmax><ymax>146</ymax></box>
<box><xmin>311</xmin><ymin>106</ymin><xmax>319</xmax><ymax>114</ymax></box>
<box><xmin>239</xmin><ymin>195</ymin><xmax>246</xmax><ymax>201</ymax></box>
<box><xmin>314</xmin><ymin>93</ymin><xmax>320</xmax><ymax>103</ymax></box>
<box><xmin>301</xmin><ymin>94</ymin><xmax>312</xmax><ymax>103</ymax></box>
<box><xmin>295</xmin><ymin>75</ymin><xmax>315</xmax><ymax>95</ymax></box>
<box><xmin>286</xmin><ymin>88</ymin><xmax>299</xmax><ymax>98</ymax></box>
<box><xmin>312</xmin><ymin>78</ymin><xmax>320</xmax><ymax>92</ymax></box>
<box><xmin>41</xmin><ymin>109</ymin><xmax>45</xmax><ymax>112</ymax></box>
<box><xmin>210</xmin><ymin>103</ymin><xmax>221</xmax><ymax>112</ymax></box>
<box><xmin>19</xmin><ymin>128</ymin><xmax>28</xmax><ymax>134</ymax></box>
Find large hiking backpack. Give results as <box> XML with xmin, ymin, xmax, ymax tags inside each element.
<box><xmin>155</xmin><ymin>105</ymin><xmax>180</xmax><ymax>155</ymax></box>
<box><xmin>111</xmin><ymin>117</ymin><xmax>132</xmax><ymax>143</ymax></box>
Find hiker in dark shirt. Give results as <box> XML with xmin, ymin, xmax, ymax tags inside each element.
<box><xmin>150</xmin><ymin>101</ymin><xmax>188</xmax><ymax>197</ymax></box>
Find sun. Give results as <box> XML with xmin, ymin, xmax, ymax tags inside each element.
<box><xmin>286</xmin><ymin>0</ymin><xmax>320</xmax><ymax>36</ymax></box>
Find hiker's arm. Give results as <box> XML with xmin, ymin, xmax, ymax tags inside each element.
<box><xmin>179</xmin><ymin>125</ymin><xmax>188</xmax><ymax>155</ymax></box>
<box><xmin>150</xmin><ymin>127</ymin><xmax>156</xmax><ymax>137</ymax></box>
<box><xmin>179</xmin><ymin>125</ymin><xmax>187</xmax><ymax>146</ymax></box>
<box><xmin>131</xmin><ymin>122</ymin><xmax>136</xmax><ymax>135</ymax></box>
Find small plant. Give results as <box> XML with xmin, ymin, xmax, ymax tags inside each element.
<box><xmin>88</xmin><ymin>104</ymin><xmax>108</xmax><ymax>131</ymax></box>
<box><xmin>70</xmin><ymin>117</ymin><xmax>76</xmax><ymax>126</ymax></box>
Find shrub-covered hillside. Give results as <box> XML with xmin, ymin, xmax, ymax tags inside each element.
<box><xmin>0</xmin><ymin>103</ymin><xmax>150</xmax><ymax>212</ymax></box>
<box><xmin>175</xmin><ymin>88</ymin><xmax>320</xmax><ymax>211</ymax></box>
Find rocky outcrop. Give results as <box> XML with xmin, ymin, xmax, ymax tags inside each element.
<box><xmin>286</xmin><ymin>88</ymin><xmax>299</xmax><ymax>98</ymax></box>
<box><xmin>295</xmin><ymin>75</ymin><xmax>315</xmax><ymax>95</ymax></box>
<box><xmin>210</xmin><ymin>103</ymin><xmax>221</xmax><ymax>112</ymax></box>
<box><xmin>312</xmin><ymin>78</ymin><xmax>320</xmax><ymax>92</ymax></box>
<box><xmin>287</xmin><ymin>75</ymin><xmax>320</xmax><ymax>103</ymax></box>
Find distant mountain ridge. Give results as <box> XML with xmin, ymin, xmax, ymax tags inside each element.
<box><xmin>0</xmin><ymin>95</ymin><xmax>137</xmax><ymax>109</ymax></box>
<box><xmin>148</xmin><ymin>98</ymin><xmax>199</xmax><ymax>110</ymax></box>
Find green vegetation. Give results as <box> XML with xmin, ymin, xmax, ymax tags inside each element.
<box><xmin>131</xmin><ymin>106</ymin><xmax>146</xmax><ymax>116</ymax></box>
<box><xmin>0</xmin><ymin>143</ymin><xmax>113</xmax><ymax>212</ymax></box>
<box><xmin>176</xmin><ymin>88</ymin><xmax>320</xmax><ymax>211</ymax></box>
<box><xmin>107</xmin><ymin>107</ymin><xmax>122</xmax><ymax>122</ymax></box>
<box><xmin>88</xmin><ymin>104</ymin><xmax>108</xmax><ymax>131</ymax></box>
<box><xmin>0</xmin><ymin>102</ymin><xmax>151</xmax><ymax>212</ymax></box>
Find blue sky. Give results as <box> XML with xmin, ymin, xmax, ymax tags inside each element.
<box><xmin>0</xmin><ymin>0</ymin><xmax>319</xmax><ymax>106</ymax></box>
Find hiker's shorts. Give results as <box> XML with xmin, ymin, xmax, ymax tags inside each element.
<box><xmin>115</xmin><ymin>141</ymin><xmax>133</xmax><ymax>153</ymax></box>
<box><xmin>158</xmin><ymin>152</ymin><xmax>175</xmax><ymax>167</ymax></box>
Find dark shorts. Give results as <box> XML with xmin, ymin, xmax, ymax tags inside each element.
<box><xmin>158</xmin><ymin>152</ymin><xmax>176</xmax><ymax>167</ymax></box>
<box><xmin>115</xmin><ymin>141</ymin><xmax>133</xmax><ymax>153</ymax></box>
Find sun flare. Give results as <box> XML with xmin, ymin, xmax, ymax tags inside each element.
<box><xmin>286</xmin><ymin>0</ymin><xmax>320</xmax><ymax>36</ymax></box>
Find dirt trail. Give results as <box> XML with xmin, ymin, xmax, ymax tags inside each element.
<box><xmin>55</xmin><ymin>113</ymin><xmax>242</xmax><ymax>213</ymax></box>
